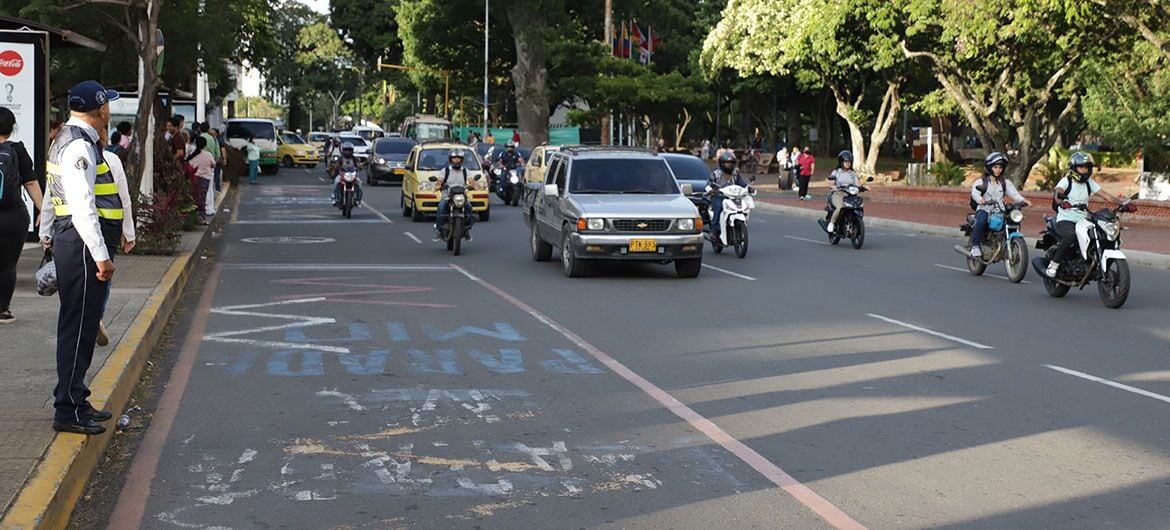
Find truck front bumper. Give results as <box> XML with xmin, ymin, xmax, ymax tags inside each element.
<box><xmin>570</xmin><ymin>233</ymin><xmax>704</xmax><ymax>260</ymax></box>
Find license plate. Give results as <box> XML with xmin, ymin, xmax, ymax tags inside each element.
<box><xmin>629</xmin><ymin>239</ymin><xmax>657</xmax><ymax>252</ymax></box>
<box><xmin>393</xmin><ymin>168</ymin><xmax>405</xmax><ymax>174</ymax></box>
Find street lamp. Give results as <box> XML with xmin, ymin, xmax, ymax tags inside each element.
<box><xmin>483</xmin><ymin>0</ymin><xmax>489</xmax><ymax>139</ymax></box>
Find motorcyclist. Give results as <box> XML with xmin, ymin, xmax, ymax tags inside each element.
<box><xmin>434</xmin><ymin>148</ymin><xmax>475</xmax><ymax>239</ymax></box>
<box><xmin>825</xmin><ymin>150</ymin><xmax>861</xmax><ymax>234</ymax></box>
<box><xmin>326</xmin><ymin>137</ymin><xmax>342</xmax><ymax>177</ymax></box>
<box><xmin>1042</xmin><ymin>152</ymin><xmax>1127</xmax><ymax>278</ymax></box>
<box><xmin>966</xmin><ymin>152</ymin><xmax>1029</xmax><ymax>258</ymax></box>
<box><xmin>331</xmin><ymin>142</ymin><xmax>363</xmax><ymax>207</ymax></box>
<box><xmin>498</xmin><ymin>141</ymin><xmax>524</xmax><ymax>171</ymax></box>
<box><xmin>706</xmin><ymin>151</ymin><xmax>750</xmax><ymax>237</ymax></box>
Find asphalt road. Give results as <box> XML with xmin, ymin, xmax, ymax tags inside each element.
<box><xmin>87</xmin><ymin>166</ymin><xmax>1170</xmax><ymax>529</ymax></box>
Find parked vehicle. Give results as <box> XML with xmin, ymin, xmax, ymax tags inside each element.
<box><xmin>955</xmin><ymin>202</ymin><xmax>1028</xmax><ymax>282</ymax></box>
<box><xmin>1032</xmin><ymin>199</ymin><xmax>1139</xmax><ymax>308</ymax></box>
<box><xmin>277</xmin><ymin>131</ymin><xmax>320</xmax><ymax>168</ymax></box>
<box><xmin>401</xmin><ymin>141</ymin><xmax>490</xmax><ymax>222</ymax></box>
<box><xmin>226</xmin><ymin>118</ymin><xmax>280</xmax><ymax>175</ymax></box>
<box><xmin>700</xmin><ymin>184</ymin><xmax>754</xmax><ymax>258</ymax></box>
<box><xmin>817</xmin><ymin>183</ymin><xmax>870</xmax><ymax>249</ymax></box>
<box><xmin>337</xmin><ymin>168</ymin><xmax>359</xmax><ymax>218</ymax></box>
<box><xmin>525</xmin><ymin>147</ymin><xmax>704</xmax><ymax>278</ymax></box>
<box><xmin>368</xmin><ymin>138</ymin><xmax>416</xmax><ymax>185</ymax></box>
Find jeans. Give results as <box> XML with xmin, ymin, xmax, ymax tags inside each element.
<box><xmin>213</xmin><ymin>165</ymin><xmax>222</xmax><ymax>192</ymax></box>
<box><xmin>709</xmin><ymin>196</ymin><xmax>725</xmax><ymax>234</ymax></box>
<box><xmin>0</xmin><ymin>207</ymin><xmax>28</xmax><ymax>312</ymax></box>
<box><xmin>969</xmin><ymin>210</ymin><xmax>990</xmax><ymax>248</ymax></box>
<box><xmin>1052</xmin><ymin>220</ymin><xmax>1079</xmax><ymax>264</ymax></box>
<box><xmin>247</xmin><ymin>160</ymin><xmax>259</xmax><ymax>184</ymax></box>
<box><xmin>332</xmin><ymin>178</ymin><xmax>364</xmax><ymax>204</ymax></box>
<box><xmin>435</xmin><ymin>198</ymin><xmax>475</xmax><ymax>231</ymax></box>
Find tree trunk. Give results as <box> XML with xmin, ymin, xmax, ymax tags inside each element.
<box><xmin>829</xmin><ymin>82</ymin><xmax>900</xmax><ymax>178</ymax></box>
<box><xmin>128</xmin><ymin>0</ymin><xmax>162</xmax><ymax>204</ymax></box>
<box><xmin>785</xmin><ymin>92</ymin><xmax>800</xmax><ymax>147</ymax></box>
<box><xmin>506</xmin><ymin>6</ymin><xmax>551</xmax><ymax>146</ymax></box>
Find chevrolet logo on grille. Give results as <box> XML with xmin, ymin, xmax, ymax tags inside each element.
<box><xmin>636</xmin><ymin>222</ymin><xmax>649</xmax><ymax>229</ymax></box>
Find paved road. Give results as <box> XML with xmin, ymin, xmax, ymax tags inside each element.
<box><xmin>88</xmin><ymin>166</ymin><xmax>1170</xmax><ymax>529</ymax></box>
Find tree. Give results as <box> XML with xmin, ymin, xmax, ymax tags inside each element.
<box><xmin>702</xmin><ymin>0</ymin><xmax>908</xmax><ymax>177</ymax></box>
<box><xmin>1082</xmin><ymin>41</ymin><xmax>1170</xmax><ymax>164</ymax></box>
<box><xmin>331</xmin><ymin>0</ymin><xmax>403</xmax><ymax>65</ymax></box>
<box><xmin>296</xmin><ymin>21</ymin><xmax>358</xmax><ymax>128</ymax></box>
<box><xmin>902</xmin><ymin>0</ymin><xmax>1116</xmax><ymax>185</ymax></box>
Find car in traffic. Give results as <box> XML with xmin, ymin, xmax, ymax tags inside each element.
<box><xmin>400</xmin><ymin>141</ymin><xmax>491</xmax><ymax>222</ymax></box>
<box><xmin>524</xmin><ymin>147</ymin><xmax>704</xmax><ymax>278</ymax></box>
<box><xmin>400</xmin><ymin>114</ymin><xmax>452</xmax><ymax>141</ymax></box>
<box><xmin>225</xmin><ymin>118</ymin><xmax>280</xmax><ymax>175</ymax></box>
<box><xmin>337</xmin><ymin>133</ymin><xmax>372</xmax><ymax>164</ymax></box>
<box><xmin>368</xmin><ymin>137</ymin><xmax>416</xmax><ymax>185</ymax></box>
<box><xmin>277</xmin><ymin>131</ymin><xmax>321</xmax><ymax>168</ymax></box>
<box><xmin>661</xmin><ymin>153</ymin><xmax>711</xmax><ymax>197</ymax></box>
<box><xmin>351</xmin><ymin>125</ymin><xmax>385</xmax><ymax>142</ymax></box>
<box><xmin>525</xmin><ymin>145</ymin><xmax>560</xmax><ymax>184</ymax></box>
<box><xmin>306</xmin><ymin>131</ymin><xmax>336</xmax><ymax>157</ymax></box>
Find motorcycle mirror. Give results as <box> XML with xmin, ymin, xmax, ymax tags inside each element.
<box><xmin>474</xmin><ymin>175</ymin><xmax>482</xmax><ymax>181</ymax></box>
<box><xmin>1130</xmin><ymin>193</ymin><xmax>1140</xmax><ymax>200</ymax></box>
<box><xmin>680</xmin><ymin>184</ymin><xmax>693</xmax><ymax>195</ymax></box>
<box><xmin>428</xmin><ymin>176</ymin><xmax>438</xmax><ymax>182</ymax></box>
<box><xmin>866</xmin><ymin>176</ymin><xmax>874</xmax><ymax>182</ymax></box>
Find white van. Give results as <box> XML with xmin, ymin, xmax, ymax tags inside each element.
<box><xmin>351</xmin><ymin>125</ymin><xmax>385</xmax><ymax>142</ymax></box>
<box><xmin>225</xmin><ymin>119</ymin><xmax>280</xmax><ymax>175</ymax></box>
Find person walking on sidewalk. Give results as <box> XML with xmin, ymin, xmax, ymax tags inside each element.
<box><xmin>0</xmin><ymin>107</ymin><xmax>44</xmax><ymax>325</ymax></box>
<box><xmin>46</xmin><ymin>80</ymin><xmax>123</xmax><ymax>435</ymax></box>
<box><xmin>244</xmin><ymin>135</ymin><xmax>260</xmax><ymax>184</ymax></box>
<box><xmin>796</xmin><ymin>147</ymin><xmax>815</xmax><ymax>200</ymax></box>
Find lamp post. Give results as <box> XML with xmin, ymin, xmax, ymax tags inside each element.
<box><xmin>483</xmin><ymin>0</ymin><xmax>490</xmax><ymax>139</ymax></box>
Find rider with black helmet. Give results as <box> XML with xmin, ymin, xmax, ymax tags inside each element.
<box><xmin>825</xmin><ymin>150</ymin><xmax>860</xmax><ymax>234</ymax></box>
<box><xmin>706</xmin><ymin>151</ymin><xmax>750</xmax><ymax>237</ymax></box>
<box><xmin>1043</xmin><ymin>152</ymin><xmax>1128</xmax><ymax>278</ymax></box>
<box><xmin>434</xmin><ymin>148</ymin><xmax>476</xmax><ymax>238</ymax></box>
<box><xmin>331</xmin><ymin>142</ymin><xmax>363</xmax><ymax>206</ymax></box>
<box><xmin>966</xmin><ymin>152</ymin><xmax>1028</xmax><ymax>258</ymax></box>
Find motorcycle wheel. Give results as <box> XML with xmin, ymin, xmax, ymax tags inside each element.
<box><xmin>1098</xmin><ymin>259</ymin><xmax>1131</xmax><ymax>308</ymax></box>
<box><xmin>451</xmin><ymin>216</ymin><xmax>464</xmax><ymax>256</ymax></box>
<box><xmin>967</xmin><ymin>248</ymin><xmax>988</xmax><ymax>276</ymax></box>
<box><xmin>850</xmin><ymin>217</ymin><xmax>865</xmax><ymax>249</ymax></box>
<box><xmin>343</xmin><ymin>191</ymin><xmax>353</xmax><ymax>218</ymax></box>
<box><xmin>710</xmin><ymin>234</ymin><xmax>724</xmax><ymax>254</ymax></box>
<box><xmin>1005</xmin><ymin>238</ymin><xmax>1028</xmax><ymax>283</ymax></box>
<box><xmin>734</xmin><ymin>220</ymin><xmax>748</xmax><ymax>258</ymax></box>
<box><xmin>1040</xmin><ymin>249</ymin><xmax>1071</xmax><ymax>298</ymax></box>
<box><xmin>829</xmin><ymin>233</ymin><xmax>841</xmax><ymax>245</ymax></box>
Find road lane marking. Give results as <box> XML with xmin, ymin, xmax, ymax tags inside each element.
<box><xmin>449</xmin><ymin>263</ymin><xmax>864</xmax><ymax>530</ymax></box>
<box><xmin>404</xmin><ymin>232</ymin><xmax>422</xmax><ymax>244</ymax></box>
<box><xmin>110</xmin><ymin>265</ymin><xmax>224</xmax><ymax>528</ymax></box>
<box><xmin>784</xmin><ymin>235</ymin><xmax>831</xmax><ymax>246</ymax></box>
<box><xmin>1045</xmin><ymin>365</ymin><xmax>1170</xmax><ymax>405</ymax></box>
<box><xmin>221</xmin><ymin>263</ymin><xmax>454</xmax><ymax>271</ymax></box>
<box><xmin>702</xmin><ymin>264</ymin><xmax>757</xmax><ymax>281</ymax></box>
<box><xmin>866</xmin><ymin>313</ymin><xmax>993</xmax><ymax>350</ymax></box>
<box><xmin>234</xmin><ymin>219</ymin><xmax>382</xmax><ymax>224</ymax></box>
<box><xmin>363</xmin><ymin>201</ymin><xmax>395</xmax><ymax>223</ymax></box>
<box><xmin>934</xmin><ymin>263</ymin><xmax>1031</xmax><ymax>284</ymax></box>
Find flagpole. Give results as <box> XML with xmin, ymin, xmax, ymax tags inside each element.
<box><xmin>483</xmin><ymin>0</ymin><xmax>490</xmax><ymax>140</ymax></box>
<box><xmin>601</xmin><ymin>0</ymin><xmax>612</xmax><ymax>145</ymax></box>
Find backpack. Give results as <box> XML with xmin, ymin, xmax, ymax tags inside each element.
<box><xmin>969</xmin><ymin>175</ymin><xmax>990</xmax><ymax>210</ymax></box>
<box><xmin>0</xmin><ymin>141</ymin><xmax>20</xmax><ymax>209</ymax></box>
<box><xmin>1051</xmin><ymin>176</ymin><xmax>1086</xmax><ymax>212</ymax></box>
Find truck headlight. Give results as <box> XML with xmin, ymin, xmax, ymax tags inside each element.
<box><xmin>677</xmin><ymin>218</ymin><xmax>695</xmax><ymax>231</ymax></box>
<box><xmin>586</xmin><ymin>218</ymin><xmax>605</xmax><ymax>231</ymax></box>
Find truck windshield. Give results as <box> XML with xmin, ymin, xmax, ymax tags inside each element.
<box><xmin>569</xmin><ymin>159</ymin><xmax>680</xmax><ymax>194</ymax></box>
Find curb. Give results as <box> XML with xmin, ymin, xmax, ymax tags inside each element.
<box><xmin>1</xmin><ymin>184</ymin><xmax>235</xmax><ymax>530</ymax></box>
<box><xmin>754</xmin><ymin>200</ymin><xmax>1170</xmax><ymax>270</ymax></box>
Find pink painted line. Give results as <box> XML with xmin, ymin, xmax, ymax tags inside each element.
<box><xmin>449</xmin><ymin>264</ymin><xmax>865</xmax><ymax>530</ymax></box>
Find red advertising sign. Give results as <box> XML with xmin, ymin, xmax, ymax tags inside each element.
<box><xmin>0</xmin><ymin>49</ymin><xmax>23</xmax><ymax>76</ymax></box>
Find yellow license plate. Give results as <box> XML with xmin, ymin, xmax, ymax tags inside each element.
<box><xmin>629</xmin><ymin>239</ymin><xmax>657</xmax><ymax>252</ymax></box>
<box><xmin>393</xmin><ymin>168</ymin><xmax>405</xmax><ymax>174</ymax></box>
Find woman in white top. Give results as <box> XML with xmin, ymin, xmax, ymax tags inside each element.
<box><xmin>186</xmin><ymin>136</ymin><xmax>217</xmax><ymax>224</ymax></box>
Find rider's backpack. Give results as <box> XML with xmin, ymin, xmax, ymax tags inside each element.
<box><xmin>969</xmin><ymin>175</ymin><xmax>990</xmax><ymax>211</ymax></box>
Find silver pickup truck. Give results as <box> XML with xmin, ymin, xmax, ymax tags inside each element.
<box><xmin>523</xmin><ymin>147</ymin><xmax>704</xmax><ymax>278</ymax></box>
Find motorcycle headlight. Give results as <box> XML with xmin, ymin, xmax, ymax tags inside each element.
<box><xmin>1009</xmin><ymin>209</ymin><xmax>1024</xmax><ymax>223</ymax></box>
<box><xmin>847</xmin><ymin>186</ymin><xmax>860</xmax><ymax>195</ymax></box>
<box><xmin>374</xmin><ymin>157</ymin><xmax>385</xmax><ymax>165</ymax></box>
<box><xmin>677</xmin><ymin>218</ymin><xmax>695</xmax><ymax>231</ymax></box>
<box><xmin>586</xmin><ymin>218</ymin><xmax>605</xmax><ymax>231</ymax></box>
<box><xmin>1101</xmin><ymin>220</ymin><xmax>1120</xmax><ymax>241</ymax></box>
<box><xmin>509</xmin><ymin>175</ymin><xmax>519</xmax><ymax>184</ymax></box>
<box><xmin>453</xmin><ymin>195</ymin><xmax>466</xmax><ymax>207</ymax></box>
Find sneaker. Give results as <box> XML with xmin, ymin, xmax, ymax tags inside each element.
<box><xmin>0</xmin><ymin>311</ymin><xmax>13</xmax><ymax>325</ymax></box>
<box><xmin>96</xmin><ymin>322</ymin><xmax>109</xmax><ymax>347</ymax></box>
<box><xmin>826</xmin><ymin>222</ymin><xmax>835</xmax><ymax>233</ymax></box>
<box><xmin>970</xmin><ymin>246</ymin><xmax>982</xmax><ymax>258</ymax></box>
<box><xmin>1045</xmin><ymin>261</ymin><xmax>1060</xmax><ymax>278</ymax></box>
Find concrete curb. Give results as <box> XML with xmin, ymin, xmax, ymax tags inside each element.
<box><xmin>1</xmin><ymin>184</ymin><xmax>235</xmax><ymax>530</ymax></box>
<box><xmin>755</xmin><ymin>200</ymin><xmax>1170</xmax><ymax>270</ymax></box>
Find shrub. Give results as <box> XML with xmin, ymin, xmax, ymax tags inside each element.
<box><xmin>931</xmin><ymin>161</ymin><xmax>967</xmax><ymax>186</ymax></box>
<box><xmin>134</xmin><ymin>190</ymin><xmax>185</xmax><ymax>255</ymax></box>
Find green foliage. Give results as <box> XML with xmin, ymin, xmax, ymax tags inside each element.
<box><xmin>930</xmin><ymin>161</ymin><xmax>966</xmax><ymax>186</ymax></box>
<box><xmin>909</xmin><ymin>88</ymin><xmax>958</xmax><ymax>118</ymax></box>
<box><xmin>1082</xmin><ymin>43</ymin><xmax>1170</xmax><ymax>162</ymax></box>
<box><xmin>1035</xmin><ymin>156</ymin><xmax>1065</xmax><ymax>192</ymax></box>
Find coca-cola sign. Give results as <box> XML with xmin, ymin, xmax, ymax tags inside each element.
<box><xmin>0</xmin><ymin>50</ymin><xmax>24</xmax><ymax>77</ymax></box>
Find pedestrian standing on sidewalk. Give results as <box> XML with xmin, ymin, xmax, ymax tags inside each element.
<box><xmin>0</xmin><ymin>107</ymin><xmax>44</xmax><ymax>325</ymax></box>
<box><xmin>46</xmin><ymin>81</ymin><xmax>123</xmax><ymax>435</ymax></box>
<box><xmin>199</xmin><ymin>122</ymin><xmax>220</xmax><ymax>207</ymax></box>
<box><xmin>244</xmin><ymin>135</ymin><xmax>260</xmax><ymax>184</ymax></box>
<box><xmin>700</xmin><ymin>139</ymin><xmax>711</xmax><ymax>160</ymax></box>
<box><xmin>797</xmin><ymin>147</ymin><xmax>815</xmax><ymax>200</ymax></box>
<box><xmin>186</xmin><ymin>136</ymin><xmax>216</xmax><ymax>224</ymax></box>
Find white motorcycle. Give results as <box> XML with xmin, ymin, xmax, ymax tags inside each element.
<box><xmin>1032</xmin><ymin>198</ymin><xmax>1139</xmax><ymax>308</ymax></box>
<box><xmin>702</xmin><ymin>184</ymin><xmax>754</xmax><ymax>258</ymax></box>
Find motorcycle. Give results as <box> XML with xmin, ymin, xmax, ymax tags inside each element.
<box><xmin>698</xmin><ymin>184</ymin><xmax>754</xmax><ymax>258</ymax></box>
<box><xmin>817</xmin><ymin>182</ymin><xmax>870</xmax><ymax>249</ymax></box>
<box><xmin>495</xmin><ymin>166</ymin><xmax>523</xmax><ymax>206</ymax></box>
<box><xmin>432</xmin><ymin>175</ymin><xmax>480</xmax><ymax>256</ymax></box>
<box><xmin>1031</xmin><ymin>197</ymin><xmax>1139</xmax><ymax>308</ymax></box>
<box><xmin>954</xmin><ymin>201</ymin><xmax>1029</xmax><ymax>282</ymax></box>
<box><xmin>337</xmin><ymin>168</ymin><xmax>358</xmax><ymax>218</ymax></box>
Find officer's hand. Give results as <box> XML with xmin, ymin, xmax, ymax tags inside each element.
<box><xmin>96</xmin><ymin>260</ymin><xmax>115</xmax><ymax>281</ymax></box>
<box><xmin>122</xmin><ymin>236</ymin><xmax>135</xmax><ymax>254</ymax></box>
<box><xmin>40</xmin><ymin>237</ymin><xmax>52</xmax><ymax>250</ymax></box>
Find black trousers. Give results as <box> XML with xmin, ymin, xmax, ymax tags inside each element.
<box><xmin>797</xmin><ymin>173</ymin><xmax>811</xmax><ymax>197</ymax></box>
<box><xmin>0</xmin><ymin>206</ymin><xmax>29</xmax><ymax>312</ymax></box>
<box><xmin>1052</xmin><ymin>220</ymin><xmax>1079</xmax><ymax>264</ymax></box>
<box><xmin>52</xmin><ymin>223</ymin><xmax>116</xmax><ymax>423</ymax></box>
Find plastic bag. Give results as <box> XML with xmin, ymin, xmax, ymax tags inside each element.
<box><xmin>36</xmin><ymin>250</ymin><xmax>57</xmax><ymax>297</ymax></box>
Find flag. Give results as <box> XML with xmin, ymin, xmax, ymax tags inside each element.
<box><xmin>647</xmin><ymin>25</ymin><xmax>660</xmax><ymax>54</ymax></box>
<box><xmin>621</xmin><ymin>21</ymin><xmax>631</xmax><ymax>59</ymax></box>
<box><xmin>635</xmin><ymin>22</ymin><xmax>650</xmax><ymax>64</ymax></box>
<box><xmin>630</xmin><ymin>20</ymin><xmax>645</xmax><ymax>53</ymax></box>
<box><xmin>611</xmin><ymin>22</ymin><xmax>620</xmax><ymax>57</ymax></box>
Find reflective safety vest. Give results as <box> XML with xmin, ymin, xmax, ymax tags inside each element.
<box><xmin>47</xmin><ymin>125</ymin><xmax>124</xmax><ymax>222</ymax></box>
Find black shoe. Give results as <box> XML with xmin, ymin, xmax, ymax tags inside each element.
<box><xmin>53</xmin><ymin>418</ymin><xmax>107</xmax><ymax>435</ymax></box>
<box><xmin>85</xmin><ymin>409</ymin><xmax>114</xmax><ymax>422</ymax></box>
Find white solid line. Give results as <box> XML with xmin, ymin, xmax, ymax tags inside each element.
<box><xmin>221</xmin><ymin>263</ymin><xmax>454</xmax><ymax>271</ymax></box>
<box><xmin>866</xmin><ymin>313</ymin><xmax>994</xmax><ymax>350</ymax></box>
<box><xmin>234</xmin><ymin>219</ymin><xmax>383</xmax><ymax>224</ymax></box>
<box><xmin>934</xmin><ymin>263</ymin><xmax>1031</xmax><ymax>284</ymax></box>
<box><xmin>364</xmin><ymin>201</ymin><xmax>395</xmax><ymax>224</ymax></box>
<box><xmin>404</xmin><ymin>232</ymin><xmax>422</xmax><ymax>244</ymax></box>
<box><xmin>318</xmin><ymin>176</ymin><xmax>327</xmax><ymax>182</ymax></box>
<box><xmin>22</xmin><ymin>243</ymin><xmax>40</xmax><ymax>251</ymax></box>
<box><xmin>784</xmin><ymin>235</ymin><xmax>831</xmax><ymax>246</ymax></box>
<box><xmin>1045</xmin><ymin>365</ymin><xmax>1170</xmax><ymax>405</ymax></box>
<box><xmin>448</xmin><ymin>263</ymin><xmax>863</xmax><ymax>529</ymax></box>
<box><xmin>702</xmin><ymin>264</ymin><xmax>757</xmax><ymax>281</ymax></box>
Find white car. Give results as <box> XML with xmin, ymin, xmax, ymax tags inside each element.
<box><xmin>337</xmin><ymin>133</ymin><xmax>372</xmax><ymax>164</ymax></box>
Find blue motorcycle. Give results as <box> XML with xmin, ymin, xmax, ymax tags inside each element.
<box><xmin>956</xmin><ymin>202</ymin><xmax>1029</xmax><ymax>282</ymax></box>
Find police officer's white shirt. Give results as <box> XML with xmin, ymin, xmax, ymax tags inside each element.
<box><xmin>55</xmin><ymin>117</ymin><xmax>111</xmax><ymax>262</ymax></box>
<box><xmin>41</xmin><ymin>151</ymin><xmax>134</xmax><ymax>245</ymax></box>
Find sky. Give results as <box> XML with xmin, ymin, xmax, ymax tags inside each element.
<box><xmin>239</xmin><ymin>1</ymin><xmax>329</xmax><ymax>98</ymax></box>
<box><xmin>298</xmin><ymin>0</ymin><xmax>330</xmax><ymax>14</ymax></box>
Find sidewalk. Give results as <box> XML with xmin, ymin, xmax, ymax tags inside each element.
<box><xmin>754</xmin><ymin>186</ymin><xmax>1170</xmax><ymax>256</ymax></box>
<box><xmin>0</xmin><ymin>185</ymin><xmax>230</xmax><ymax>528</ymax></box>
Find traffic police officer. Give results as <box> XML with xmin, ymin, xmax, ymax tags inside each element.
<box><xmin>50</xmin><ymin>80</ymin><xmax>122</xmax><ymax>435</ymax></box>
